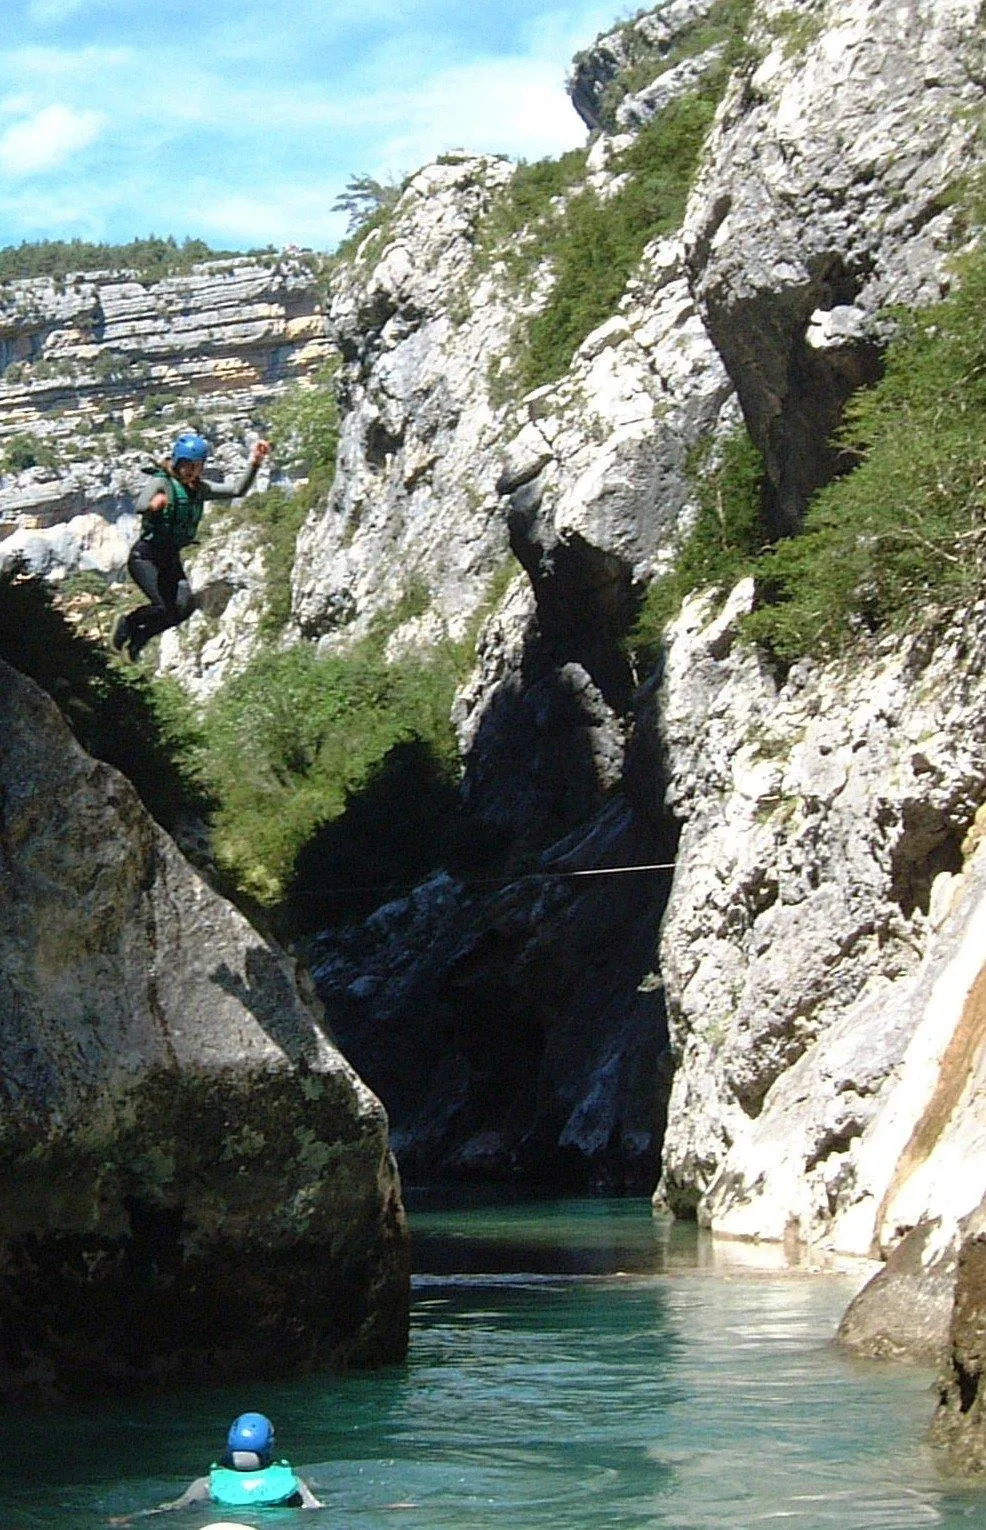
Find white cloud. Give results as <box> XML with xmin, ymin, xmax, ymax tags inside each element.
<box><xmin>0</xmin><ymin>103</ymin><xmax>104</xmax><ymax>177</ymax></box>
<box><xmin>359</xmin><ymin>54</ymin><xmax>589</xmax><ymax>178</ymax></box>
<box><xmin>27</xmin><ymin>0</ymin><xmax>96</xmax><ymax>22</ymax></box>
<box><xmin>200</xmin><ymin>189</ymin><xmax>349</xmax><ymax>249</ymax></box>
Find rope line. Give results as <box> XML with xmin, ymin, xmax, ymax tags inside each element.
<box><xmin>299</xmin><ymin>861</ymin><xmax>677</xmax><ymax>900</ymax></box>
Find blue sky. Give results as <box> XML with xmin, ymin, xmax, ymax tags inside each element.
<box><xmin>0</xmin><ymin>0</ymin><xmax>622</xmax><ymax>252</ymax></box>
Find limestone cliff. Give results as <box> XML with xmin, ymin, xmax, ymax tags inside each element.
<box><xmin>655</xmin><ymin>588</ymin><xmax>986</xmax><ymax>1273</ymax></box>
<box><xmin>296</xmin><ymin>0</ymin><xmax>986</xmax><ymax>1229</ymax></box>
<box><xmin>0</xmin><ymin>659</ymin><xmax>408</xmax><ymax>1398</ymax></box>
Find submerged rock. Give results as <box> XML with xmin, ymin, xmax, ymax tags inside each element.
<box><xmin>0</xmin><ymin>660</ymin><xmax>408</xmax><ymax>1398</ymax></box>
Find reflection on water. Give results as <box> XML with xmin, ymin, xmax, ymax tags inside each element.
<box><xmin>3</xmin><ymin>1197</ymin><xmax>986</xmax><ymax>1530</ymax></box>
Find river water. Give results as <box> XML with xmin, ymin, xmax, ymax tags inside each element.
<box><xmin>5</xmin><ymin>1195</ymin><xmax>986</xmax><ymax>1530</ymax></box>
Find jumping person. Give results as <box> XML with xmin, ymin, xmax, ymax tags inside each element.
<box><xmin>108</xmin><ymin>1411</ymin><xmax>322</xmax><ymax>1522</ymax></box>
<box><xmin>112</xmin><ymin>432</ymin><xmax>270</xmax><ymax>661</ymax></box>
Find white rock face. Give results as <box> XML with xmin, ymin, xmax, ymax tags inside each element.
<box><xmin>655</xmin><ymin>590</ymin><xmax>986</xmax><ymax>1265</ymax></box>
<box><xmin>157</xmin><ymin>513</ymin><xmax>271</xmax><ymax>697</ymax></box>
<box><xmin>291</xmin><ymin>156</ymin><xmax>519</xmax><ymax>652</ymax></box>
<box><xmin>0</xmin><ymin>510</ymin><xmax>138</xmax><ymax>579</ymax></box>
<box><xmin>500</xmin><ymin>235</ymin><xmax>735</xmax><ymax>595</ymax></box>
<box><xmin>685</xmin><ymin>0</ymin><xmax>984</xmax><ymax>532</ymax></box>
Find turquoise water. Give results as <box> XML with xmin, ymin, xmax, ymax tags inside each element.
<box><xmin>5</xmin><ymin>1196</ymin><xmax>986</xmax><ymax>1529</ymax></box>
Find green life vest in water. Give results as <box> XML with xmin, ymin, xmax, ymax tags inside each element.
<box><xmin>208</xmin><ymin>1460</ymin><xmax>301</xmax><ymax>1508</ymax></box>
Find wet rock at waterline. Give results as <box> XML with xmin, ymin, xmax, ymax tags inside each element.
<box><xmin>836</xmin><ymin>1224</ymin><xmax>956</xmax><ymax>1366</ymax></box>
<box><xmin>930</xmin><ymin>1199</ymin><xmax>986</xmax><ymax>1471</ymax></box>
<box><xmin>0</xmin><ymin>660</ymin><xmax>409</xmax><ymax>1399</ymax></box>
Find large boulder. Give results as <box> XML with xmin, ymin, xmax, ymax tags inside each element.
<box><xmin>0</xmin><ymin>660</ymin><xmax>409</xmax><ymax>1398</ymax></box>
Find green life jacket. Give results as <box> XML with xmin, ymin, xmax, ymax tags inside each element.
<box><xmin>209</xmin><ymin>1460</ymin><xmax>301</xmax><ymax>1508</ymax></box>
<box><xmin>139</xmin><ymin>468</ymin><xmax>204</xmax><ymax>551</ymax></box>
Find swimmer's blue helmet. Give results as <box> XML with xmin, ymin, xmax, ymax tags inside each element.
<box><xmin>171</xmin><ymin>431</ymin><xmax>210</xmax><ymax>464</ymax></box>
<box><xmin>227</xmin><ymin>1412</ymin><xmax>275</xmax><ymax>1458</ymax></box>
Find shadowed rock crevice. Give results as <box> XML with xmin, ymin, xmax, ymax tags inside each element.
<box><xmin>889</xmin><ymin>807</ymin><xmax>966</xmax><ymax>920</ymax></box>
<box><xmin>506</xmin><ymin>488</ymin><xmax>639</xmax><ymax>715</ymax></box>
<box><xmin>314</xmin><ymin>780</ymin><xmax>680</xmax><ymax>1192</ymax></box>
<box><xmin>699</xmin><ymin>253</ymin><xmax>883</xmax><ymax>538</ymax></box>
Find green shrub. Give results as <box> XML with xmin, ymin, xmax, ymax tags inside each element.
<box><xmin>0</xmin><ymin>235</ymin><xmax>240</xmax><ymax>284</ymax></box>
<box><xmin>199</xmin><ymin>614</ymin><xmax>462</xmax><ymax>907</ymax></box>
<box><xmin>744</xmin><ymin>243</ymin><xmax>986</xmax><ymax>659</ymax></box>
<box><xmin>268</xmin><ymin>362</ymin><xmax>340</xmax><ymax>480</ymax></box>
<box><xmin>239</xmin><ymin>487</ymin><xmax>310</xmax><ymax>636</ymax></box>
<box><xmin>763</xmin><ymin>7</ymin><xmax>825</xmax><ymax>59</ymax></box>
<box><xmin>631</xmin><ymin>429</ymin><xmax>766</xmax><ymax>662</ymax></box>
<box><xmin>595</xmin><ymin>0</ymin><xmax>755</xmax><ymax>131</ymax></box>
<box><xmin>246</xmin><ymin>363</ymin><xmax>341</xmax><ymax>633</ymax></box>
<box><xmin>478</xmin><ymin>148</ymin><xmax>589</xmax><ymax>268</ymax></box>
<box><xmin>635</xmin><ymin>242</ymin><xmax>986</xmax><ymax>664</ymax></box>
<box><xmin>0</xmin><ymin>565</ymin><xmax>210</xmax><ymax>833</ymax></box>
<box><xmin>489</xmin><ymin>30</ymin><xmax>749</xmax><ymax>399</ymax></box>
<box><xmin>520</xmin><ymin>94</ymin><xmax>723</xmax><ymax>393</ymax></box>
<box><xmin>2</xmin><ymin>432</ymin><xmax>60</xmax><ymax>472</ymax></box>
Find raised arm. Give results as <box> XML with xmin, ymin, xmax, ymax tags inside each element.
<box><xmin>201</xmin><ymin>439</ymin><xmax>271</xmax><ymax>502</ymax></box>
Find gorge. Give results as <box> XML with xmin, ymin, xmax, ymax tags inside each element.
<box><xmin>2</xmin><ymin>0</ymin><xmax>986</xmax><ymax>1473</ymax></box>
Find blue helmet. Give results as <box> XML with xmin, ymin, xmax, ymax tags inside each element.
<box><xmin>171</xmin><ymin>432</ymin><xmax>210</xmax><ymax>464</ymax></box>
<box><xmin>227</xmin><ymin>1412</ymin><xmax>275</xmax><ymax>1458</ymax></box>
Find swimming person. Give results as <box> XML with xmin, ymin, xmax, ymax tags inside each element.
<box><xmin>108</xmin><ymin>1411</ymin><xmax>322</xmax><ymax>1521</ymax></box>
<box><xmin>112</xmin><ymin>432</ymin><xmax>270</xmax><ymax>661</ymax></box>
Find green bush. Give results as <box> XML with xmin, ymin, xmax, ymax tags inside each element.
<box><xmin>478</xmin><ymin>148</ymin><xmax>589</xmax><ymax>267</ymax></box>
<box><xmin>488</xmin><ymin>31</ymin><xmax>749</xmax><ymax>399</ymax></box>
<box><xmin>517</xmin><ymin>91</ymin><xmax>725</xmax><ymax>393</ymax></box>
<box><xmin>631</xmin><ymin>429</ymin><xmax>766</xmax><ymax>663</ymax></box>
<box><xmin>267</xmin><ymin>363</ymin><xmax>340</xmax><ymax>480</ymax></box>
<box><xmin>2</xmin><ymin>432</ymin><xmax>60</xmax><ymax>472</ymax></box>
<box><xmin>239</xmin><ymin>486</ymin><xmax>311</xmax><ymax>636</ymax></box>
<box><xmin>633</xmin><ymin>241</ymin><xmax>986</xmax><ymax>666</ymax></box>
<box><xmin>199</xmin><ymin>615</ymin><xmax>462</xmax><ymax>907</ymax></box>
<box><xmin>0</xmin><ymin>565</ymin><xmax>210</xmax><ymax>833</ymax></box>
<box><xmin>595</xmin><ymin>0</ymin><xmax>755</xmax><ymax>131</ymax></box>
<box><xmin>246</xmin><ymin>363</ymin><xmax>341</xmax><ymax>633</ymax></box>
<box><xmin>744</xmin><ymin>243</ymin><xmax>986</xmax><ymax>659</ymax></box>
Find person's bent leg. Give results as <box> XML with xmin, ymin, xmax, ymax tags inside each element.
<box><xmin>126</xmin><ymin>544</ymin><xmax>180</xmax><ymax>654</ymax></box>
<box><xmin>174</xmin><ymin>575</ymin><xmax>195</xmax><ymax>626</ymax></box>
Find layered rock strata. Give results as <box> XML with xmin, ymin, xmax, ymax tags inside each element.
<box><xmin>0</xmin><ymin>660</ymin><xmax>408</xmax><ymax>1398</ymax></box>
<box><xmin>0</xmin><ymin>255</ymin><xmax>330</xmax><ymax>693</ymax></box>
